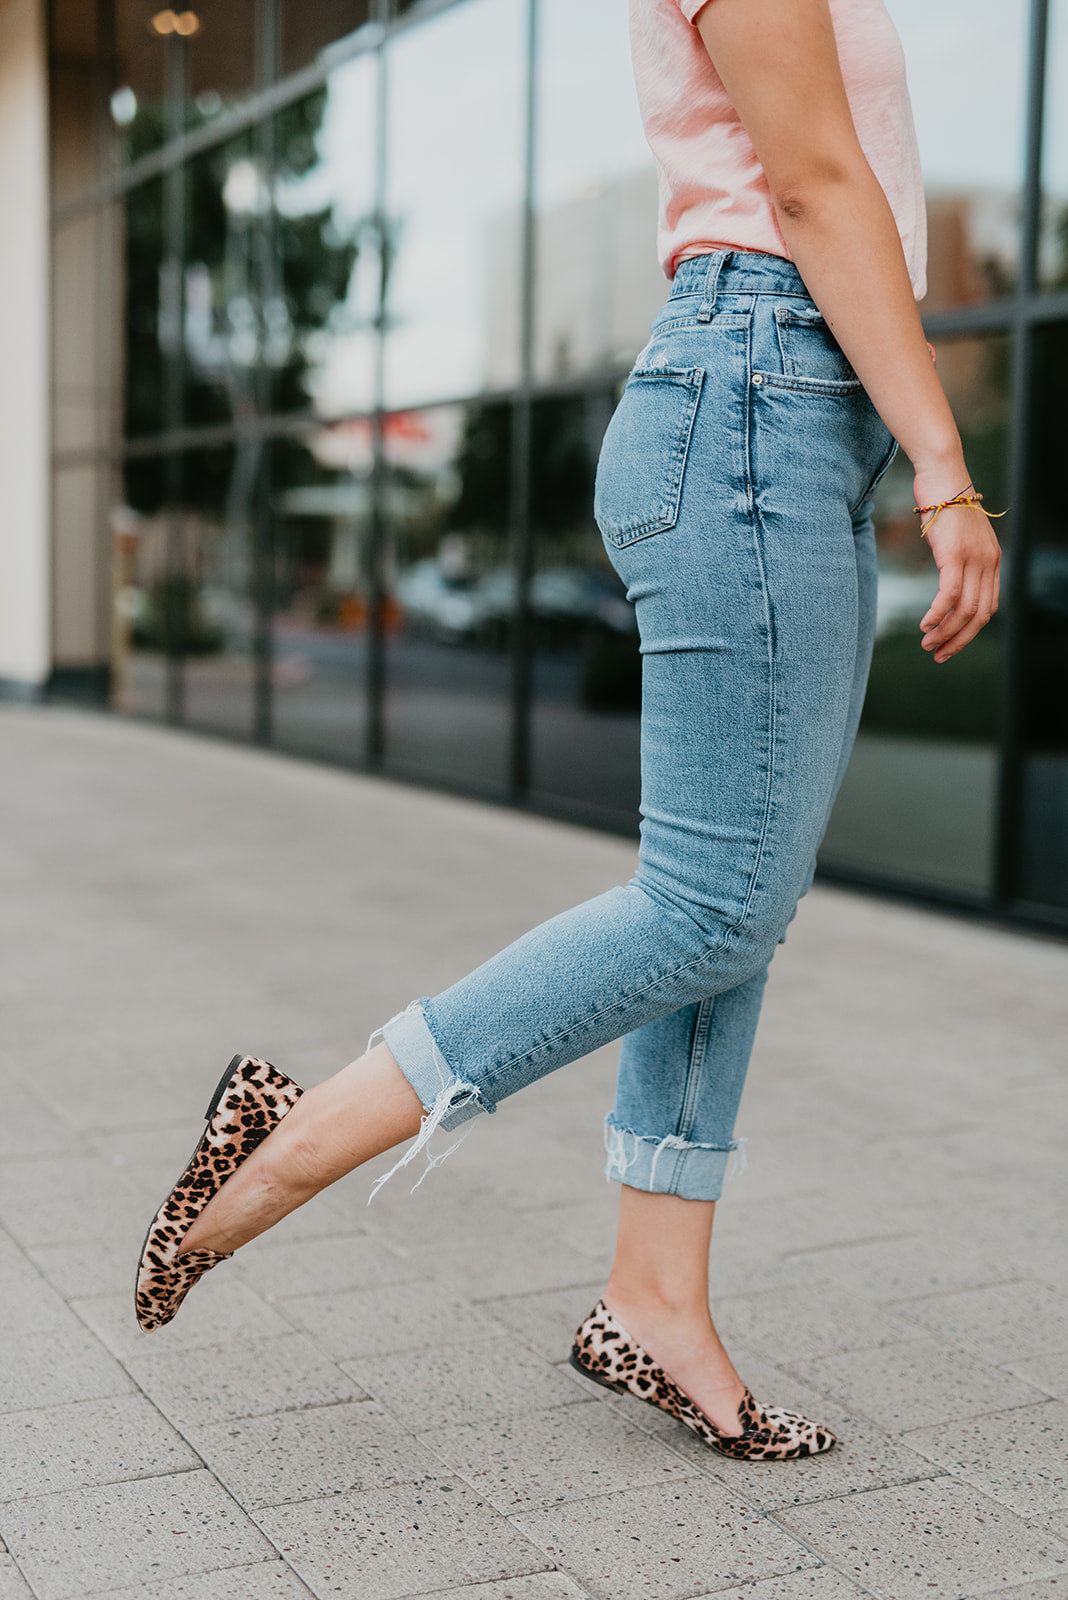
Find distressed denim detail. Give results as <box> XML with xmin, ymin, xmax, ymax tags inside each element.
<box><xmin>371</xmin><ymin>251</ymin><xmax>891</xmax><ymax>1205</ymax></box>
<box><xmin>603</xmin><ymin>1118</ymin><xmax>748</xmax><ymax>1200</ymax></box>
<box><xmin>368</xmin><ymin>1000</ymin><xmax>491</xmax><ymax>1201</ymax></box>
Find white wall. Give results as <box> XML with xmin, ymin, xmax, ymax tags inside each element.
<box><xmin>0</xmin><ymin>0</ymin><xmax>50</xmax><ymax>691</ymax></box>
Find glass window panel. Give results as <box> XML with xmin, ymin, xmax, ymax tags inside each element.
<box><xmin>1017</xmin><ymin>321</ymin><xmax>1068</xmax><ymax>909</ymax></box>
<box><xmin>886</xmin><ymin>0</ymin><xmax>1027</xmax><ymax>308</ymax></box>
<box><xmin>112</xmin><ymin>1</ymin><xmax>256</xmax><ymax>163</ymax></box>
<box><xmin>383</xmin><ymin>0</ymin><xmax>524</xmax><ymax>408</ymax></box>
<box><xmin>280</xmin><ymin>0</ymin><xmax>372</xmax><ymax>78</ymax></box>
<box><xmin>123</xmin><ymin>177</ymin><xmax>168</xmax><ymax>437</ymax></box>
<box><xmin>528</xmin><ymin>392</ymin><xmax>640</xmax><ymax>826</ymax></box>
<box><xmin>533</xmin><ymin>0</ymin><xmax>662</xmax><ymax>382</ymax></box>
<box><xmin>819</xmin><ymin>335</ymin><xmax>1011</xmax><ymax>899</ymax></box>
<box><xmin>183</xmin><ymin>131</ymin><xmax>259</xmax><ymax>429</ymax></box>
<box><xmin>115</xmin><ymin>445</ymin><xmax>259</xmax><ymax>737</ymax></box>
<box><xmin>383</xmin><ymin>401</ymin><xmax>513</xmax><ymax>794</ymax></box>
<box><xmin>273</xmin><ymin>61</ymin><xmax>378</xmax><ymax>418</ymax></box>
<box><xmin>1041</xmin><ymin>0</ymin><xmax>1068</xmax><ymax>289</ymax></box>
<box><xmin>269</xmin><ymin>429</ymin><xmax>371</xmax><ymax>763</ymax></box>
<box><xmin>114</xmin><ymin>453</ymin><xmax>175</xmax><ymax>720</ymax></box>
<box><xmin>179</xmin><ymin>441</ymin><xmax>260</xmax><ymax>739</ymax></box>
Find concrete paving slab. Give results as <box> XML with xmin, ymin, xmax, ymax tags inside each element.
<box><xmin>777</xmin><ymin>1477</ymin><xmax>1068</xmax><ymax>1600</ymax></box>
<box><xmin>124</xmin><ymin>1334</ymin><xmax>362</xmax><ymax>1429</ymax></box>
<box><xmin>0</xmin><ymin>1323</ymin><xmax>134</xmax><ymax>1415</ymax></box>
<box><xmin>254</xmin><ymin>1478</ymin><xmax>553</xmax><ymax>1599</ymax></box>
<box><xmin>1004</xmin><ymin>1351</ymin><xmax>1068</xmax><ymax>1402</ymax></box>
<box><xmin>341</xmin><ymin>1337</ymin><xmax>591</xmax><ymax>1432</ymax></box>
<box><xmin>401</xmin><ymin>1577</ymin><xmax>590</xmax><ymax>1600</ymax></box>
<box><xmin>714</xmin><ymin>1282</ymin><xmax>920</xmax><ymax>1363</ymax></box>
<box><xmin>0</xmin><ymin>1238</ymin><xmax>82</xmax><ymax>1336</ymax></box>
<box><xmin>511</xmin><ymin>1477</ymin><xmax>817</xmax><ymax>1600</ymax></box>
<box><xmin>393</xmin><ymin>1223</ymin><xmax>611</xmax><ymax>1305</ymax></box>
<box><xmin>234</xmin><ymin>1229</ymin><xmax>417</xmax><ymax>1301</ymax></box>
<box><xmin>187</xmin><ymin>1401</ymin><xmax>442</xmax><ymax>1510</ymax></box>
<box><xmin>0</xmin><ymin>1394</ymin><xmax>198</xmax><ymax>1501</ymax></box>
<box><xmin>419</xmin><ymin>1400</ymin><xmax>693</xmax><ymax>1512</ymax></box>
<box><xmin>0</xmin><ymin>1155</ymin><xmax>145</xmax><ymax>1250</ymax></box>
<box><xmin>901</xmin><ymin>1401</ymin><xmax>1068</xmax><ymax>1517</ymax></box>
<box><xmin>475</xmin><ymin>1286</ymin><xmax>607</xmax><ymax>1366</ymax></box>
<box><xmin>989</xmin><ymin>1576</ymin><xmax>1068</xmax><ymax>1600</ymax></box>
<box><xmin>0</xmin><ymin>1471</ymin><xmax>275</xmax><ymax>1600</ymax></box>
<box><xmin>25</xmin><ymin>1236</ymin><xmax>138</xmax><ymax>1300</ymax></box>
<box><xmin>792</xmin><ymin>1337</ymin><xmax>1048</xmax><ymax>1432</ymax></box>
<box><xmin>782</xmin><ymin>1232</ymin><xmax>1019</xmax><ymax>1304</ymax></box>
<box><xmin>0</xmin><ymin>1554</ymin><xmax>32</xmax><ymax>1599</ymax></box>
<box><xmin>97</xmin><ymin>1564</ymin><xmax>316</xmax><ymax>1599</ymax></box>
<box><xmin>702</xmin><ymin>1572</ymin><xmax>870</xmax><ymax>1600</ymax></box>
<box><xmin>281</xmin><ymin>1281</ymin><xmax>508</xmax><ymax>1362</ymax></box>
<box><xmin>72</xmin><ymin>1276</ymin><xmax>294</xmax><ymax>1359</ymax></box>
<box><xmin>0</xmin><ymin>1088</ymin><xmax>82</xmax><ymax>1159</ymax></box>
<box><xmin>894</xmin><ymin>1281</ymin><xmax>1068</xmax><ymax>1365</ymax></box>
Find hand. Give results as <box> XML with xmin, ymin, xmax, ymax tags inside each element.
<box><xmin>913</xmin><ymin>473</ymin><xmax>1002</xmax><ymax>664</ymax></box>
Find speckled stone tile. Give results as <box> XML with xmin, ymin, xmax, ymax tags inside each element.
<box><xmin>894</xmin><ymin>1281</ymin><xmax>1068</xmax><ymax>1364</ymax></box>
<box><xmin>474</xmin><ymin>1285</ymin><xmax>607</xmax><ymax>1365</ymax></box>
<box><xmin>280</xmin><ymin>1280</ymin><xmax>506</xmax><ymax>1361</ymax></box>
<box><xmin>1004</xmin><ymin>1350</ymin><xmax>1068</xmax><ymax>1402</ymax></box>
<box><xmin>254</xmin><ymin>1478</ymin><xmax>552</xmax><ymax>1599</ymax></box>
<box><xmin>0</xmin><ymin>1324</ymin><xmax>134</xmax><ymax>1415</ymax></box>
<box><xmin>72</xmin><ymin>1275</ymin><xmax>292</xmax><ymax>1359</ymax></box>
<box><xmin>341</xmin><ymin>1337</ymin><xmax>588</xmax><ymax>1432</ymax></box>
<box><xmin>0</xmin><ymin>1394</ymin><xmax>197</xmax><ymax>1501</ymax></box>
<box><xmin>420</xmin><ymin>1400</ymin><xmax>691</xmax><ymax>1512</ymax></box>
<box><xmin>188</xmin><ymin>1401</ymin><xmax>441</xmax><ymax>1509</ymax></box>
<box><xmin>123</xmin><ymin>1333</ymin><xmax>360</xmax><ymax>1429</ymax></box>
<box><xmin>903</xmin><ymin>1400</ymin><xmax>1068</xmax><ymax>1517</ymax></box>
<box><xmin>792</xmin><ymin>1337</ymin><xmax>1047</xmax><ymax>1432</ymax></box>
<box><xmin>700</xmin><ymin>1571</ymin><xmax>872</xmax><ymax>1600</ymax></box>
<box><xmin>234</xmin><ymin>1230</ymin><xmax>417</xmax><ymax>1302</ymax></box>
<box><xmin>89</xmin><ymin>1561</ymin><xmax>316</xmax><ymax>1598</ymax></box>
<box><xmin>0</xmin><ymin>1471</ymin><xmax>274</xmax><ymax>1600</ymax></box>
<box><xmin>511</xmin><ymin>1477</ymin><xmax>816</xmax><ymax>1600</ymax></box>
<box><xmin>783</xmin><ymin>1232</ymin><xmax>1017</xmax><ymax>1304</ymax></box>
<box><xmin>714</xmin><ymin>1281</ymin><xmax>918</xmax><ymax>1362</ymax></box>
<box><xmin>0</xmin><ymin>1552</ymin><xmax>32</xmax><ymax>1599</ymax></box>
<box><xmin>407</xmin><ymin>1576</ymin><xmax>591</xmax><ymax>1600</ymax></box>
<box><xmin>777</xmin><ymin>1477</ymin><xmax>1067</xmax><ymax>1600</ymax></box>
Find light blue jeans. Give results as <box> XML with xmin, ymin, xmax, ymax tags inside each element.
<box><xmin>377</xmin><ymin>251</ymin><xmax>896</xmax><ymax>1203</ymax></box>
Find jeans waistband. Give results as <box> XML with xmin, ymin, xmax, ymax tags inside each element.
<box><xmin>669</xmin><ymin>249</ymin><xmax>811</xmax><ymax>301</ymax></box>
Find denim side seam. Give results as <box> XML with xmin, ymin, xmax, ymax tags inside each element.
<box><xmin>367</xmin><ymin>999</ymin><xmax>490</xmax><ymax>1202</ymax></box>
<box><xmin>603</xmin><ymin>1117</ymin><xmax>749</xmax><ymax>1201</ymax></box>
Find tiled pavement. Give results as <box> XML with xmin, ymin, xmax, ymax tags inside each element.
<box><xmin>0</xmin><ymin>704</ymin><xmax>1066</xmax><ymax>1600</ymax></box>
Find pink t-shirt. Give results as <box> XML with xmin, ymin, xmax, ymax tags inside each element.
<box><xmin>630</xmin><ymin>0</ymin><xmax>927</xmax><ymax>299</ymax></box>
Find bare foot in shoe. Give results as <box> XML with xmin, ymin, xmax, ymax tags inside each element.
<box><xmin>601</xmin><ymin>1289</ymin><xmax>748</xmax><ymax>1435</ymax></box>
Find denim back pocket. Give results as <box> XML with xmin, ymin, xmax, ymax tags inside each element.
<box><xmin>767</xmin><ymin>306</ymin><xmax>860</xmax><ymax>393</ymax></box>
<box><xmin>594</xmin><ymin>366</ymin><xmax>705</xmax><ymax>548</ymax></box>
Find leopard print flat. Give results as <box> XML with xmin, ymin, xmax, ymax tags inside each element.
<box><xmin>134</xmin><ymin>1054</ymin><xmax>303</xmax><ymax>1332</ymax></box>
<box><xmin>570</xmin><ymin>1299</ymin><xmax>835</xmax><ymax>1460</ymax></box>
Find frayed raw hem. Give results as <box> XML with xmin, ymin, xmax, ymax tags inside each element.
<box><xmin>366</xmin><ymin>999</ymin><xmax>491</xmax><ymax>1202</ymax></box>
<box><xmin>603</xmin><ymin>1116</ymin><xmax>747</xmax><ymax>1201</ymax></box>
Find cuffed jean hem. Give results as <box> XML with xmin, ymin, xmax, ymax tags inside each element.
<box><xmin>381</xmin><ymin>999</ymin><xmax>491</xmax><ymax>1131</ymax></box>
<box><xmin>603</xmin><ymin>1115</ymin><xmax>747</xmax><ymax>1201</ymax></box>
<box><xmin>367</xmin><ymin>999</ymin><xmax>494</xmax><ymax>1204</ymax></box>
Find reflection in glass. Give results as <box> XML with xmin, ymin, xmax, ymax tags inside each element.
<box><xmin>533</xmin><ymin>0</ymin><xmax>662</xmax><ymax>382</ymax></box>
<box><xmin>111</xmin><ymin>0</ymin><xmax>256</xmax><ymax>164</ymax></box>
<box><xmin>528</xmin><ymin>393</ymin><xmax>640</xmax><ymax>825</ymax></box>
<box><xmin>269</xmin><ymin>430</ymin><xmax>372</xmax><ymax>763</ymax></box>
<box><xmin>383</xmin><ymin>402</ymin><xmax>513</xmax><ymax>794</ymax></box>
<box><xmin>1018</xmin><ymin>322</ymin><xmax>1068</xmax><ymax>908</ymax></box>
<box><xmin>124</xmin><ymin>179</ymin><xmax>167</xmax><ymax>438</ymax></box>
<box><xmin>820</xmin><ymin>336</ymin><xmax>1011</xmax><ymax>897</ymax></box>
<box><xmin>115</xmin><ymin>445</ymin><xmax>259</xmax><ymax>738</ymax></box>
<box><xmin>886</xmin><ymin>0</ymin><xmax>1026</xmax><ymax>307</ymax></box>
<box><xmin>1040</xmin><ymin>0</ymin><xmax>1068</xmax><ymax>289</ymax></box>
<box><xmin>274</xmin><ymin>59</ymin><xmax>378</xmax><ymax>419</ymax></box>
<box><xmin>281</xmin><ymin>0</ymin><xmax>372</xmax><ymax>78</ymax></box>
<box><xmin>384</xmin><ymin>0</ymin><xmax>524</xmax><ymax>407</ymax></box>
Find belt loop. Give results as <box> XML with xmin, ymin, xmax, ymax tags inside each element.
<box><xmin>697</xmin><ymin>250</ymin><xmax>730</xmax><ymax>323</ymax></box>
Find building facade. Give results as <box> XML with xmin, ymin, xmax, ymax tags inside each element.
<box><xmin>4</xmin><ymin>0</ymin><xmax>1067</xmax><ymax>930</ymax></box>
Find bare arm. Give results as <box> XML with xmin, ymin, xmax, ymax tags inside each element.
<box><xmin>694</xmin><ymin>0</ymin><xmax>1001</xmax><ymax>662</ymax></box>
